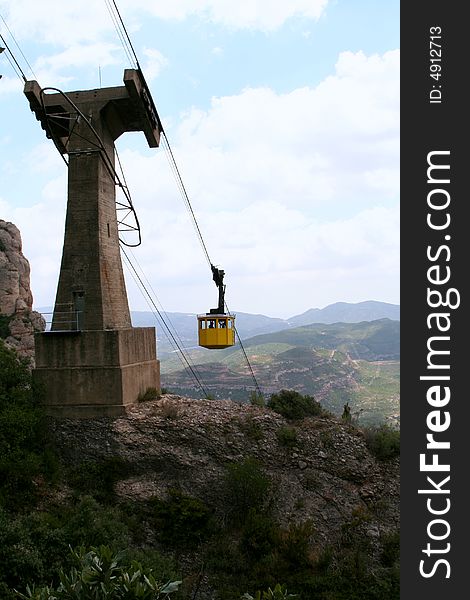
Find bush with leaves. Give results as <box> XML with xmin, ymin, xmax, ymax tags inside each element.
<box><xmin>275</xmin><ymin>426</ymin><xmax>297</xmax><ymax>448</ymax></box>
<box><xmin>224</xmin><ymin>458</ymin><xmax>271</xmax><ymax>524</ymax></box>
<box><xmin>241</xmin><ymin>583</ymin><xmax>298</xmax><ymax>599</ymax></box>
<box><xmin>267</xmin><ymin>390</ymin><xmax>324</xmax><ymax>421</ymax></box>
<box><xmin>363</xmin><ymin>425</ymin><xmax>400</xmax><ymax>461</ymax></box>
<box><xmin>0</xmin><ymin>341</ymin><xmax>53</xmax><ymax>509</ymax></box>
<box><xmin>152</xmin><ymin>488</ymin><xmax>212</xmax><ymax>547</ymax></box>
<box><xmin>249</xmin><ymin>392</ymin><xmax>265</xmax><ymax>407</ymax></box>
<box><xmin>67</xmin><ymin>456</ymin><xmax>132</xmax><ymax>503</ymax></box>
<box><xmin>15</xmin><ymin>545</ymin><xmax>181</xmax><ymax>600</ymax></box>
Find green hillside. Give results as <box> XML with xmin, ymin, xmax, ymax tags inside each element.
<box><xmin>237</xmin><ymin>318</ymin><xmax>400</xmax><ymax>360</ymax></box>
<box><xmin>162</xmin><ymin>319</ymin><xmax>400</xmax><ymax>426</ymax></box>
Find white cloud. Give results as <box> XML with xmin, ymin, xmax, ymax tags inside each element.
<box><xmin>1</xmin><ymin>0</ymin><xmax>329</xmax><ymax>46</ymax></box>
<box><xmin>34</xmin><ymin>42</ymin><xmax>122</xmax><ymax>80</ymax></box>
<box><xmin>0</xmin><ymin>0</ymin><xmax>329</xmax><ymax>90</ymax></box>
<box><xmin>0</xmin><ymin>0</ymin><xmax>112</xmax><ymax>45</ymax></box>
<box><xmin>124</xmin><ymin>0</ymin><xmax>329</xmax><ymax>31</ymax></box>
<box><xmin>109</xmin><ymin>49</ymin><xmax>399</xmax><ymax>314</ymax></box>
<box><xmin>1</xmin><ymin>48</ymin><xmax>399</xmax><ymax>317</ymax></box>
<box><xmin>141</xmin><ymin>48</ymin><xmax>169</xmax><ymax>81</ymax></box>
<box><xmin>0</xmin><ymin>175</ymin><xmax>66</xmax><ymax>310</ymax></box>
<box><xmin>0</xmin><ymin>74</ymin><xmax>22</xmax><ymax>95</ymax></box>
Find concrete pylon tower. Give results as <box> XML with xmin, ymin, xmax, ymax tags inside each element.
<box><xmin>25</xmin><ymin>70</ymin><xmax>161</xmax><ymax>417</ymax></box>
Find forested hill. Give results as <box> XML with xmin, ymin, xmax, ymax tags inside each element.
<box><xmin>162</xmin><ymin>319</ymin><xmax>400</xmax><ymax>426</ymax></box>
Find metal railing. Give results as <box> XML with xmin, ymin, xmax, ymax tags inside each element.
<box><xmin>40</xmin><ymin>310</ymin><xmax>83</xmax><ymax>332</ymax></box>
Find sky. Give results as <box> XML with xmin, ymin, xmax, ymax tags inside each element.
<box><xmin>0</xmin><ymin>0</ymin><xmax>399</xmax><ymax>319</ymax></box>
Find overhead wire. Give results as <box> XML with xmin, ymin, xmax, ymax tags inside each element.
<box><xmin>121</xmin><ymin>246</ymin><xmax>210</xmax><ymax>397</ymax></box>
<box><xmin>224</xmin><ymin>299</ymin><xmax>263</xmax><ymax>399</ymax></box>
<box><xmin>0</xmin><ymin>30</ymin><xmax>26</xmax><ymax>81</ymax></box>
<box><xmin>103</xmin><ymin>0</ymin><xmax>136</xmax><ymax>68</ymax></box>
<box><xmin>109</xmin><ymin>0</ymin><xmax>141</xmax><ymax>68</ymax></box>
<box><xmin>106</xmin><ymin>0</ymin><xmax>264</xmax><ymax>399</ymax></box>
<box><xmin>3</xmin><ymin>0</ymin><xmax>264</xmax><ymax>399</ymax></box>
<box><xmin>39</xmin><ymin>86</ymin><xmax>142</xmax><ymax>245</ymax></box>
<box><xmin>126</xmin><ymin>247</ymin><xmax>210</xmax><ymax>388</ymax></box>
<box><xmin>161</xmin><ymin>133</ymin><xmax>213</xmax><ymax>268</ymax></box>
<box><xmin>0</xmin><ymin>14</ymin><xmax>37</xmax><ymax>80</ymax></box>
<box><xmin>121</xmin><ymin>253</ymin><xmax>204</xmax><ymax>393</ymax></box>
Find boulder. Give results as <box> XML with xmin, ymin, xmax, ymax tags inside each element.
<box><xmin>0</xmin><ymin>219</ymin><xmax>45</xmax><ymax>363</ymax></box>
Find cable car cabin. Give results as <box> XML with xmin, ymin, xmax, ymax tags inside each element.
<box><xmin>198</xmin><ymin>314</ymin><xmax>235</xmax><ymax>349</ymax></box>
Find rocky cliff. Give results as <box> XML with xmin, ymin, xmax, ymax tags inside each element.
<box><xmin>49</xmin><ymin>395</ymin><xmax>399</xmax><ymax>586</ymax></box>
<box><xmin>0</xmin><ymin>219</ymin><xmax>45</xmax><ymax>362</ymax></box>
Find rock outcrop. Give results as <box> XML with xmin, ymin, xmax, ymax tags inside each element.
<box><xmin>0</xmin><ymin>219</ymin><xmax>45</xmax><ymax>362</ymax></box>
<box><xmin>49</xmin><ymin>395</ymin><xmax>399</xmax><ymax>557</ymax></box>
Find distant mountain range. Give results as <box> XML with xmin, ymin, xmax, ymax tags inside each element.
<box><xmin>162</xmin><ymin>317</ymin><xmax>400</xmax><ymax>426</ymax></box>
<box><xmin>35</xmin><ymin>300</ymin><xmax>400</xmax><ymax>425</ymax></box>
<box><xmin>37</xmin><ymin>300</ymin><xmax>399</xmax><ymax>357</ymax></box>
<box><xmin>133</xmin><ymin>300</ymin><xmax>399</xmax><ymax>353</ymax></box>
<box><xmin>287</xmin><ymin>301</ymin><xmax>400</xmax><ymax>327</ymax></box>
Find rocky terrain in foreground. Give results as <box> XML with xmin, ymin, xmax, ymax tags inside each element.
<box><xmin>50</xmin><ymin>394</ymin><xmax>399</xmax><ymax>555</ymax></box>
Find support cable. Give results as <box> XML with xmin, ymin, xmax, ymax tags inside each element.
<box><xmin>104</xmin><ymin>0</ymin><xmax>136</xmax><ymax>68</ymax></box>
<box><xmin>122</xmin><ymin>252</ymin><xmax>193</xmax><ymax>368</ymax></box>
<box><xmin>224</xmin><ymin>300</ymin><xmax>264</xmax><ymax>400</ymax></box>
<box><xmin>0</xmin><ymin>31</ymin><xmax>26</xmax><ymax>81</ymax></box>
<box><xmin>126</xmin><ymin>247</ymin><xmax>211</xmax><ymax>391</ymax></box>
<box><xmin>39</xmin><ymin>86</ymin><xmax>141</xmax><ymax>246</ymax></box>
<box><xmin>121</xmin><ymin>246</ymin><xmax>210</xmax><ymax>398</ymax></box>
<box><xmin>161</xmin><ymin>133</ymin><xmax>213</xmax><ymax>268</ymax></box>
<box><xmin>0</xmin><ymin>14</ymin><xmax>37</xmax><ymax>79</ymax></box>
<box><xmin>104</xmin><ymin>0</ymin><xmax>263</xmax><ymax>396</ymax></box>
<box><xmin>127</xmin><ymin>248</ymin><xmax>204</xmax><ymax>364</ymax></box>
<box><xmin>110</xmin><ymin>0</ymin><xmax>141</xmax><ymax>68</ymax></box>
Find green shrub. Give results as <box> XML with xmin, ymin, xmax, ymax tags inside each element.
<box><xmin>67</xmin><ymin>456</ymin><xmax>131</xmax><ymax>502</ymax></box>
<box><xmin>242</xmin><ymin>583</ymin><xmax>298</xmax><ymax>599</ymax></box>
<box><xmin>276</xmin><ymin>426</ymin><xmax>297</xmax><ymax>448</ymax></box>
<box><xmin>138</xmin><ymin>386</ymin><xmax>160</xmax><ymax>402</ymax></box>
<box><xmin>0</xmin><ymin>341</ymin><xmax>53</xmax><ymax>509</ymax></box>
<box><xmin>0</xmin><ymin>497</ymin><xmax>152</xmax><ymax>596</ymax></box>
<box><xmin>380</xmin><ymin>530</ymin><xmax>400</xmax><ymax>568</ymax></box>
<box><xmin>152</xmin><ymin>488</ymin><xmax>212</xmax><ymax>547</ymax></box>
<box><xmin>267</xmin><ymin>390</ymin><xmax>323</xmax><ymax>421</ymax></box>
<box><xmin>363</xmin><ymin>425</ymin><xmax>400</xmax><ymax>461</ymax></box>
<box><xmin>241</xmin><ymin>509</ymin><xmax>280</xmax><ymax>559</ymax></box>
<box><xmin>0</xmin><ymin>315</ymin><xmax>11</xmax><ymax>339</ymax></box>
<box><xmin>279</xmin><ymin>521</ymin><xmax>314</xmax><ymax>569</ymax></box>
<box><xmin>15</xmin><ymin>545</ymin><xmax>182</xmax><ymax>599</ymax></box>
<box><xmin>249</xmin><ymin>392</ymin><xmax>265</xmax><ymax>407</ymax></box>
<box><xmin>224</xmin><ymin>458</ymin><xmax>271</xmax><ymax>523</ymax></box>
<box><xmin>241</xmin><ymin>417</ymin><xmax>264</xmax><ymax>442</ymax></box>
<box><xmin>0</xmin><ymin>509</ymin><xmax>46</xmax><ymax>594</ymax></box>
<box><xmin>60</xmin><ymin>496</ymin><xmax>131</xmax><ymax>549</ymax></box>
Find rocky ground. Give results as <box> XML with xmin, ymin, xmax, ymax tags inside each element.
<box><xmin>49</xmin><ymin>394</ymin><xmax>399</xmax><ymax>551</ymax></box>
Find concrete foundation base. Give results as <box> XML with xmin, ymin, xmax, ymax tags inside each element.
<box><xmin>33</xmin><ymin>328</ymin><xmax>160</xmax><ymax>418</ymax></box>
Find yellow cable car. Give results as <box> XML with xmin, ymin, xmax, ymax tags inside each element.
<box><xmin>198</xmin><ymin>264</ymin><xmax>236</xmax><ymax>349</ymax></box>
<box><xmin>198</xmin><ymin>314</ymin><xmax>235</xmax><ymax>349</ymax></box>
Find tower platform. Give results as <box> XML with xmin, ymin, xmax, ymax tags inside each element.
<box><xmin>34</xmin><ymin>328</ymin><xmax>160</xmax><ymax>418</ymax></box>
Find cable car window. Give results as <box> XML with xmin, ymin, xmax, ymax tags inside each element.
<box><xmin>208</xmin><ymin>319</ymin><xmax>216</xmax><ymax>329</ymax></box>
<box><xmin>218</xmin><ymin>319</ymin><xmax>226</xmax><ymax>328</ymax></box>
<box><xmin>228</xmin><ymin>319</ymin><xmax>232</xmax><ymax>328</ymax></box>
<box><xmin>200</xmin><ymin>320</ymin><xmax>206</xmax><ymax>329</ymax></box>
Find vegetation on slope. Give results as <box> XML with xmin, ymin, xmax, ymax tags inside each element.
<box><xmin>161</xmin><ymin>319</ymin><xmax>400</xmax><ymax>424</ymax></box>
<box><xmin>0</xmin><ymin>341</ymin><xmax>399</xmax><ymax>599</ymax></box>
